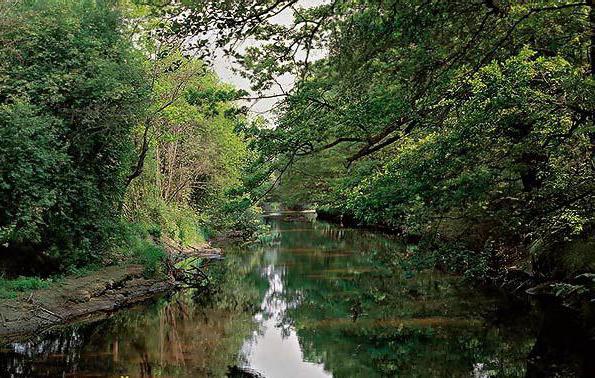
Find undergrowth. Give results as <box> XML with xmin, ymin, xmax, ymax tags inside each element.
<box><xmin>0</xmin><ymin>276</ymin><xmax>51</xmax><ymax>299</ymax></box>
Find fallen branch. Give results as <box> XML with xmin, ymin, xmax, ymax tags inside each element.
<box><xmin>37</xmin><ymin>306</ymin><xmax>63</xmax><ymax>320</ymax></box>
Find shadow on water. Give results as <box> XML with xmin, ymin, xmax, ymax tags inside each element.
<box><xmin>1</xmin><ymin>219</ymin><xmax>593</xmax><ymax>377</ymax></box>
<box><xmin>525</xmin><ymin>301</ymin><xmax>595</xmax><ymax>377</ymax></box>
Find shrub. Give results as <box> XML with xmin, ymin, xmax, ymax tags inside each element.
<box><xmin>116</xmin><ymin>222</ymin><xmax>167</xmax><ymax>277</ymax></box>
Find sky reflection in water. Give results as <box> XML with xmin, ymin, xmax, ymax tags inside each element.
<box><xmin>0</xmin><ymin>219</ymin><xmax>545</xmax><ymax>377</ymax></box>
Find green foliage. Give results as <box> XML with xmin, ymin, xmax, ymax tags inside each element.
<box><xmin>0</xmin><ymin>102</ymin><xmax>68</xmax><ymax>244</ymax></box>
<box><xmin>117</xmin><ymin>222</ymin><xmax>166</xmax><ymax>277</ymax></box>
<box><xmin>123</xmin><ymin>52</ymin><xmax>254</xmax><ymax>246</ymax></box>
<box><xmin>202</xmin><ymin>195</ymin><xmax>266</xmax><ymax>240</ymax></box>
<box><xmin>431</xmin><ymin>243</ymin><xmax>492</xmax><ymax>282</ymax></box>
<box><xmin>196</xmin><ymin>0</ymin><xmax>595</xmax><ymax>281</ymax></box>
<box><xmin>0</xmin><ymin>276</ymin><xmax>50</xmax><ymax>299</ymax></box>
<box><xmin>337</xmin><ymin>50</ymin><xmax>593</xmax><ymax>278</ymax></box>
<box><xmin>2</xmin><ymin>0</ymin><xmax>591</xmax><ymax>286</ymax></box>
<box><xmin>0</xmin><ymin>0</ymin><xmax>148</xmax><ymax>268</ymax></box>
<box><xmin>0</xmin><ymin>0</ymin><xmax>263</xmax><ymax>281</ymax></box>
<box><xmin>136</xmin><ymin>244</ymin><xmax>166</xmax><ymax>278</ymax></box>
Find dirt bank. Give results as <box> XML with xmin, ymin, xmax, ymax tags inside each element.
<box><xmin>0</xmin><ymin>264</ymin><xmax>178</xmax><ymax>340</ymax></box>
<box><xmin>0</xmin><ymin>242</ymin><xmax>223</xmax><ymax>341</ymax></box>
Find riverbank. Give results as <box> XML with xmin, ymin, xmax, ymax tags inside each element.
<box><xmin>0</xmin><ymin>242</ymin><xmax>222</xmax><ymax>341</ymax></box>
<box><xmin>0</xmin><ymin>264</ymin><xmax>177</xmax><ymax>340</ymax></box>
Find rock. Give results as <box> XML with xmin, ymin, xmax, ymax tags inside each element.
<box><xmin>79</xmin><ymin>290</ymin><xmax>92</xmax><ymax>303</ymax></box>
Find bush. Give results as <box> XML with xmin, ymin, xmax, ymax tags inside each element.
<box><xmin>116</xmin><ymin>222</ymin><xmax>167</xmax><ymax>277</ymax></box>
<box><xmin>135</xmin><ymin>244</ymin><xmax>166</xmax><ymax>278</ymax></box>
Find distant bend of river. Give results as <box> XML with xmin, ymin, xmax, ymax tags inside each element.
<box><xmin>1</xmin><ymin>219</ymin><xmax>591</xmax><ymax>377</ymax></box>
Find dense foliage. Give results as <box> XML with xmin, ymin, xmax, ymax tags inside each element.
<box><xmin>123</xmin><ymin>54</ymin><xmax>253</xmax><ymax>245</ymax></box>
<box><xmin>0</xmin><ymin>0</ymin><xmax>257</xmax><ymax>274</ymax></box>
<box><xmin>161</xmin><ymin>0</ymin><xmax>594</xmax><ymax>281</ymax></box>
<box><xmin>0</xmin><ymin>0</ymin><xmax>593</xmax><ymax>286</ymax></box>
<box><xmin>0</xmin><ymin>1</ymin><xmax>593</xmax><ymax>375</ymax></box>
<box><xmin>0</xmin><ymin>0</ymin><xmax>148</xmax><ymax>267</ymax></box>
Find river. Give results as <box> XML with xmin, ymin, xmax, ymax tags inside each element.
<box><xmin>0</xmin><ymin>219</ymin><xmax>588</xmax><ymax>377</ymax></box>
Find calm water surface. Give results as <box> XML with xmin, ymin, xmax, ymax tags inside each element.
<box><xmin>0</xmin><ymin>220</ymin><xmax>570</xmax><ymax>377</ymax></box>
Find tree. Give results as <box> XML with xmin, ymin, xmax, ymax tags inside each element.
<box><xmin>159</xmin><ymin>0</ymin><xmax>594</xmax><ymax>279</ymax></box>
<box><xmin>0</xmin><ymin>0</ymin><xmax>148</xmax><ymax>267</ymax></box>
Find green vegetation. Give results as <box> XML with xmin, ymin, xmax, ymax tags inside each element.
<box><xmin>0</xmin><ymin>0</ymin><xmax>260</xmax><ymax>283</ymax></box>
<box><xmin>0</xmin><ymin>0</ymin><xmax>147</xmax><ymax>268</ymax></box>
<box><xmin>0</xmin><ymin>276</ymin><xmax>50</xmax><ymax>299</ymax></box>
<box><xmin>2</xmin><ymin>2</ymin><xmax>592</xmax><ymax>375</ymax></box>
<box><xmin>0</xmin><ymin>0</ymin><xmax>593</xmax><ymax>329</ymax></box>
<box><xmin>159</xmin><ymin>0</ymin><xmax>594</xmax><ymax>285</ymax></box>
<box><xmin>122</xmin><ymin>54</ymin><xmax>252</xmax><ymax>246</ymax></box>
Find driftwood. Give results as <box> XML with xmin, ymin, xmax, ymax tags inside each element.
<box><xmin>160</xmin><ymin>237</ymin><xmax>224</xmax><ymax>290</ymax></box>
<box><xmin>36</xmin><ymin>305</ymin><xmax>64</xmax><ymax>320</ymax></box>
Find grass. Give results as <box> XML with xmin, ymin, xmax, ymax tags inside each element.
<box><xmin>0</xmin><ymin>276</ymin><xmax>51</xmax><ymax>299</ymax></box>
<box><xmin>67</xmin><ymin>263</ymin><xmax>102</xmax><ymax>278</ymax></box>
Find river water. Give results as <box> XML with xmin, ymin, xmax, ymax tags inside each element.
<box><xmin>0</xmin><ymin>219</ymin><xmax>588</xmax><ymax>377</ymax></box>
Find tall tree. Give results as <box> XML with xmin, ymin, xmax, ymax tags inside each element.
<box><xmin>0</xmin><ymin>0</ymin><xmax>148</xmax><ymax>267</ymax></box>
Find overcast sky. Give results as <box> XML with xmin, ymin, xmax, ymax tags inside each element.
<box><xmin>211</xmin><ymin>0</ymin><xmax>327</xmax><ymax>120</ymax></box>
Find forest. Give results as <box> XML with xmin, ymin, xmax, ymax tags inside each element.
<box><xmin>0</xmin><ymin>0</ymin><xmax>594</xmax><ymax>377</ymax></box>
<box><xmin>0</xmin><ymin>0</ymin><xmax>262</xmax><ymax>280</ymax></box>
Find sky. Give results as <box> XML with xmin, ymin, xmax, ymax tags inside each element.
<box><xmin>211</xmin><ymin>0</ymin><xmax>328</xmax><ymax>120</ymax></box>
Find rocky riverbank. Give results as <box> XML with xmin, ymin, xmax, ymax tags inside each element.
<box><xmin>0</xmin><ymin>264</ymin><xmax>178</xmax><ymax>340</ymax></box>
<box><xmin>0</xmin><ymin>242</ymin><xmax>222</xmax><ymax>341</ymax></box>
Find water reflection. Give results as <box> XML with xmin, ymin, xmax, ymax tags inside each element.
<box><xmin>0</xmin><ymin>248</ymin><xmax>266</xmax><ymax>377</ymax></box>
<box><xmin>1</xmin><ymin>220</ymin><xmax>590</xmax><ymax>377</ymax></box>
<box><xmin>240</xmin><ymin>262</ymin><xmax>331</xmax><ymax>378</ymax></box>
<box><xmin>243</xmin><ymin>221</ymin><xmax>537</xmax><ymax>378</ymax></box>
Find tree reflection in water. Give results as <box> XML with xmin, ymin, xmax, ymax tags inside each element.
<box><xmin>1</xmin><ymin>220</ymin><xmax>592</xmax><ymax>377</ymax></box>
<box><xmin>0</xmin><ymin>247</ymin><xmax>267</xmax><ymax>377</ymax></box>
